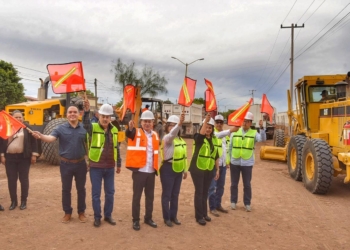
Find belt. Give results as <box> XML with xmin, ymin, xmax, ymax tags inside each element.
<box><xmin>60</xmin><ymin>156</ymin><xmax>85</xmax><ymax>163</ymax></box>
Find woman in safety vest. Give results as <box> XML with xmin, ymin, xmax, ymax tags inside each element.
<box><xmin>159</xmin><ymin>113</ymin><xmax>187</xmax><ymax>227</ymax></box>
<box><xmin>189</xmin><ymin>113</ymin><xmax>220</xmax><ymax>226</ymax></box>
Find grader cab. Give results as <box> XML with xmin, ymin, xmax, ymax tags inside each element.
<box><xmin>260</xmin><ymin>72</ymin><xmax>350</xmax><ymax>194</ymax></box>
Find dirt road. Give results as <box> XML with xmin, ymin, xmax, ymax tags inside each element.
<box><xmin>1</xmin><ymin>138</ymin><xmax>350</xmax><ymax>250</ymax></box>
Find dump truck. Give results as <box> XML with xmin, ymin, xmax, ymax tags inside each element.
<box><xmin>163</xmin><ymin>103</ymin><xmax>203</xmax><ymax>137</ymax></box>
<box><xmin>260</xmin><ymin>72</ymin><xmax>350</xmax><ymax>194</ymax></box>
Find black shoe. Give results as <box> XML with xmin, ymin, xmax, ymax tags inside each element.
<box><xmin>204</xmin><ymin>216</ymin><xmax>211</xmax><ymax>222</ymax></box>
<box><xmin>164</xmin><ymin>220</ymin><xmax>173</xmax><ymax>227</ymax></box>
<box><xmin>0</xmin><ymin>204</ymin><xmax>4</xmax><ymax>211</ymax></box>
<box><xmin>196</xmin><ymin>219</ymin><xmax>206</xmax><ymax>226</ymax></box>
<box><xmin>171</xmin><ymin>218</ymin><xmax>181</xmax><ymax>225</ymax></box>
<box><xmin>216</xmin><ymin>206</ymin><xmax>228</xmax><ymax>213</ymax></box>
<box><xmin>104</xmin><ymin>217</ymin><xmax>116</xmax><ymax>225</ymax></box>
<box><xmin>9</xmin><ymin>201</ymin><xmax>18</xmax><ymax>210</ymax></box>
<box><xmin>94</xmin><ymin>219</ymin><xmax>101</xmax><ymax>227</ymax></box>
<box><xmin>133</xmin><ymin>221</ymin><xmax>140</xmax><ymax>231</ymax></box>
<box><xmin>20</xmin><ymin>201</ymin><xmax>27</xmax><ymax>210</ymax></box>
<box><xmin>144</xmin><ymin>219</ymin><xmax>157</xmax><ymax>228</ymax></box>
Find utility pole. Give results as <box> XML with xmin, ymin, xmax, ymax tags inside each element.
<box><xmin>281</xmin><ymin>23</ymin><xmax>304</xmax><ymax>110</ymax></box>
<box><xmin>94</xmin><ymin>78</ymin><xmax>97</xmax><ymax>109</ymax></box>
<box><xmin>249</xmin><ymin>89</ymin><xmax>256</xmax><ymax>104</ymax></box>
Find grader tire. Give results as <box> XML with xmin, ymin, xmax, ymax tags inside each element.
<box><xmin>42</xmin><ymin>118</ymin><xmax>67</xmax><ymax>165</ymax></box>
<box><xmin>301</xmin><ymin>139</ymin><xmax>333</xmax><ymax>194</ymax></box>
<box><xmin>274</xmin><ymin>129</ymin><xmax>285</xmax><ymax>147</ymax></box>
<box><xmin>287</xmin><ymin>135</ymin><xmax>306</xmax><ymax>181</ymax></box>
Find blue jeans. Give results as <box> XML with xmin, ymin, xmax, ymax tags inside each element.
<box><xmin>208</xmin><ymin>165</ymin><xmax>227</xmax><ymax>210</ymax></box>
<box><xmin>160</xmin><ymin>162</ymin><xmax>183</xmax><ymax>220</ymax></box>
<box><xmin>230</xmin><ymin>164</ymin><xmax>253</xmax><ymax>206</ymax></box>
<box><xmin>89</xmin><ymin>167</ymin><xmax>115</xmax><ymax>219</ymax></box>
<box><xmin>60</xmin><ymin>160</ymin><xmax>87</xmax><ymax>214</ymax></box>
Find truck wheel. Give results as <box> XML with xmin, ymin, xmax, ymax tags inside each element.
<box><xmin>287</xmin><ymin>135</ymin><xmax>306</xmax><ymax>181</ymax></box>
<box><xmin>42</xmin><ymin>118</ymin><xmax>67</xmax><ymax>165</ymax></box>
<box><xmin>273</xmin><ymin>129</ymin><xmax>285</xmax><ymax>147</ymax></box>
<box><xmin>301</xmin><ymin>139</ymin><xmax>333</xmax><ymax>194</ymax></box>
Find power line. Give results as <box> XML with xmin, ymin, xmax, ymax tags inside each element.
<box><xmin>296</xmin><ymin>0</ymin><xmax>316</xmax><ymax>23</ymax></box>
<box><xmin>303</xmin><ymin>0</ymin><xmax>326</xmax><ymax>23</ymax></box>
<box><xmin>282</xmin><ymin>0</ymin><xmax>298</xmax><ymax>24</ymax></box>
<box><xmin>13</xmin><ymin>64</ymin><xmax>47</xmax><ymax>74</ymax></box>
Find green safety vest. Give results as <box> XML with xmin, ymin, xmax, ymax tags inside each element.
<box><xmin>194</xmin><ymin>136</ymin><xmax>219</xmax><ymax>171</ymax></box>
<box><xmin>231</xmin><ymin>128</ymin><xmax>257</xmax><ymax>160</ymax></box>
<box><xmin>89</xmin><ymin>123</ymin><xmax>118</xmax><ymax>162</ymax></box>
<box><xmin>160</xmin><ymin>137</ymin><xmax>187</xmax><ymax>173</ymax></box>
<box><xmin>214</xmin><ymin>128</ymin><xmax>230</xmax><ymax>163</ymax></box>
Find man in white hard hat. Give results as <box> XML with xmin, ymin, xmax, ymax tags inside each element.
<box><xmin>126</xmin><ymin>110</ymin><xmax>160</xmax><ymax>231</ymax></box>
<box><xmin>228</xmin><ymin>112</ymin><xmax>266</xmax><ymax>212</ymax></box>
<box><xmin>83</xmin><ymin>102</ymin><xmax>122</xmax><ymax>227</ymax></box>
<box><xmin>208</xmin><ymin>114</ymin><xmax>239</xmax><ymax>217</ymax></box>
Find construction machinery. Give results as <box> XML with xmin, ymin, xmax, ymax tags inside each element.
<box><xmin>249</xmin><ymin>104</ymin><xmax>277</xmax><ymax>140</ymax></box>
<box><xmin>5</xmin><ymin>77</ymin><xmax>84</xmax><ymax>165</ymax></box>
<box><xmin>260</xmin><ymin>72</ymin><xmax>350</xmax><ymax>194</ymax></box>
<box><xmin>115</xmin><ymin>86</ymin><xmax>165</xmax><ymax>143</ymax></box>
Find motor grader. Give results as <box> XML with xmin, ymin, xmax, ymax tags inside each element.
<box><xmin>260</xmin><ymin>72</ymin><xmax>350</xmax><ymax>194</ymax></box>
<box><xmin>5</xmin><ymin>77</ymin><xmax>85</xmax><ymax>165</ymax></box>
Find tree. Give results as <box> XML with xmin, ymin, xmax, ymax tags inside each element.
<box><xmin>112</xmin><ymin>58</ymin><xmax>168</xmax><ymax>97</ymax></box>
<box><xmin>0</xmin><ymin>60</ymin><xmax>26</xmax><ymax>110</ymax></box>
<box><xmin>193</xmin><ymin>97</ymin><xmax>204</xmax><ymax>105</ymax></box>
<box><xmin>61</xmin><ymin>89</ymin><xmax>95</xmax><ymax>98</ymax></box>
<box><xmin>163</xmin><ymin>99</ymin><xmax>173</xmax><ymax>104</ymax></box>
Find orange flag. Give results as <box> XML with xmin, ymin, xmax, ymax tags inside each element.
<box><xmin>178</xmin><ymin>77</ymin><xmax>196</xmax><ymax>107</ymax></box>
<box><xmin>204</xmin><ymin>79</ymin><xmax>217</xmax><ymax>111</ymax></box>
<box><xmin>0</xmin><ymin>111</ymin><xmax>27</xmax><ymax>139</ymax></box>
<box><xmin>47</xmin><ymin>62</ymin><xmax>86</xmax><ymax>94</ymax></box>
<box><xmin>228</xmin><ymin>98</ymin><xmax>253</xmax><ymax>126</ymax></box>
<box><xmin>121</xmin><ymin>84</ymin><xmax>136</xmax><ymax>120</ymax></box>
<box><xmin>261</xmin><ymin>94</ymin><xmax>274</xmax><ymax>122</ymax></box>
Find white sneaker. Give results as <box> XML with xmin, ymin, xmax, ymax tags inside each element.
<box><xmin>231</xmin><ymin>203</ymin><xmax>236</xmax><ymax>210</ymax></box>
<box><xmin>245</xmin><ymin>205</ymin><xmax>251</xmax><ymax>212</ymax></box>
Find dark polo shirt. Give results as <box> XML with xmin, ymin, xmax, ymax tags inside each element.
<box><xmin>51</xmin><ymin>122</ymin><xmax>87</xmax><ymax>159</ymax></box>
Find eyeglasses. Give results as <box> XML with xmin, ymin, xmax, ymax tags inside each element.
<box><xmin>243</xmin><ymin>120</ymin><xmax>251</xmax><ymax>123</ymax></box>
<box><xmin>215</xmin><ymin>121</ymin><xmax>223</xmax><ymax>124</ymax></box>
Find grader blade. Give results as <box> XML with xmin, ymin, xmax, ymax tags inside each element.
<box><xmin>260</xmin><ymin>146</ymin><xmax>287</xmax><ymax>162</ymax></box>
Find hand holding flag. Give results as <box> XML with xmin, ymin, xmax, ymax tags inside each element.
<box><xmin>0</xmin><ymin>111</ymin><xmax>27</xmax><ymax>139</ymax></box>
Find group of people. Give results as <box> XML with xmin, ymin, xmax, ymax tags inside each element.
<box><xmin>0</xmin><ymin>101</ymin><xmax>266</xmax><ymax>230</ymax></box>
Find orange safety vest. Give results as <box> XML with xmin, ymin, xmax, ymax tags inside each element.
<box><xmin>126</xmin><ymin>128</ymin><xmax>159</xmax><ymax>170</ymax></box>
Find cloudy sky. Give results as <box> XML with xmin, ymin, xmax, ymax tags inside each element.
<box><xmin>1</xmin><ymin>0</ymin><xmax>349</xmax><ymax>113</ymax></box>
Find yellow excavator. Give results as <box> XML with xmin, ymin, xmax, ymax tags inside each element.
<box><xmin>260</xmin><ymin>72</ymin><xmax>350</xmax><ymax>194</ymax></box>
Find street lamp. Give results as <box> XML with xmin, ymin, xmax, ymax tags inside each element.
<box><xmin>171</xmin><ymin>56</ymin><xmax>204</xmax><ymax>76</ymax></box>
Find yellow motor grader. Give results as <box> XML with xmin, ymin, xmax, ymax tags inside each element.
<box><xmin>260</xmin><ymin>72</ymin><xmax>350</xmax><ymax>194</ymax></box>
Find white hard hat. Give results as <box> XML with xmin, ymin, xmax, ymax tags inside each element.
<box><xmin>167</xmin><ymin>115</ymin><xmax>180</xmax><ymax>124</ymax></box>
<box><xmin>244</xmin><ymin>112</ymin><xmax>254</xmax><ymax>120</ymax></box>
<box><xmin>99</xmin><ymin>104</ymin><xmax>114</xmax><ymax>115</ymax></box>
<box><xmin>202</xmin><ymin>118</ymin><xmax>215</xmax><ymax>126</ymax></box>
<box><xmin>140</xmin><ymin>110</ymin><xmax>155</xmax><ymax>120</ymax></box>
<box><xmin>215</xmin><ymin>114</ymin><xmax>224</xmax><ymax>121</ymax></box>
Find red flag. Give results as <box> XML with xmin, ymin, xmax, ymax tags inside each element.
<box><xmin>47</xmin><ymin>62</ymin><xmax>86</xmax><ymax>94</ymax></box>
<box><xmin>228</xmin><ymin>98</ymin><xmax>253</xmax><ymax>126</ymax></box>
<box><xmin>178</xmin><ymin>77</ymin><xmax>196</xmax><ymax>107</ymax></box>
<box><xmin>261</xmin><ymin>94</ymin><xmax>274</xmax><ymax>122</ymax></box>
<box><xmin>0</xmin><ymin>111</ymin><xmax>26</xmax><ymax>139</ymax></box>
<box><xmin>121</xmin><ymin>84</ymin><xmax>136</xmax><ymax>120</ymax></box>
<box><xmin>204</xmin><ymin>79</ymin><xmax>217</xmax><ymax>111</ymax></box>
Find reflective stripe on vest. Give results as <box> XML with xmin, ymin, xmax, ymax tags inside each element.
<box><xmin>126</xmin><ymin>128</ymin><xmax>159</xmax><ymax>170</ymax></box>
<box><xmin>89</xmin><ymin>123</ymin><xmax>118</xmax><ymax>162</ymax></box>
<box><xmin>160</xmin><ymin>137</ymin><xmax>187</xmax><ymax>173</ymax></box>
<box><xmin>231</xmin><ymin>128</ymin><xmax>257</xmax><ymax>160</ymax></box>
<box><xmin>194</xmin><ymin>137</ymin><xmax>218</xmax><ymax>171</ymax></box>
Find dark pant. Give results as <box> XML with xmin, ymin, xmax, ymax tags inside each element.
<box><xmin>230</xmin><ymin>164</ymin><xmax>253</xmax><ymax>206</ymax></box>
<box><xmin>5</xmin><ymin>153</ymin><xmax>31</xmax><ymax>202</ymax></box>
<box><xmin>160</xmin><ymin>162</ymin><xmax>183</xmax><ymax>220</ymax></box>
<box><xmin>89</xmin><ymin>167</ymin><xmax>115</xmax><ymax>219</ymax></box>
<box><xmin>132</xmin><ymin>171</ymin><xmax>155</xmax><ymax>222</ymax></box>
<box><xmin>209</xmin><ymin>165</ymin><xmax>227</xmax><ymax>210</ymax></box>
<box><xmin>60</xmin><ymin>160</ymin><xmax>87</xmax><ymax>214</ymax></box>
<box><xmin>191</xmin><ymin>169</ymin><xmax>214</xmax><ymax>220</ymax></box>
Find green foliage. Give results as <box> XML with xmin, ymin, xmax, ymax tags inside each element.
<box><xmin>163</xmin><ymin>99</ymin><xmax>173</xmax><ymax>104</ymax></box>
<box><xmin>62</xmin><ymin>89</ymin><xmax>95</xmax><ymax>98</ymax></box>
<box><xmin>220</xmin><ymin>109</ymin><xmax>236</xmax><ymax>119</ymax></box>
<box><xmin>193</xmin><ymin>97</ymin><xmax>204</xmax><ymax>105</ymax></box>
<box><xmin>112</xmin><ymin>58</ymin><xmax>168</xmax><ymax>97</ymax></box>
<box><xmin>0</xmin><ymin>60</ymin><xmax>26</xmax><ymax>110</ymax></box>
